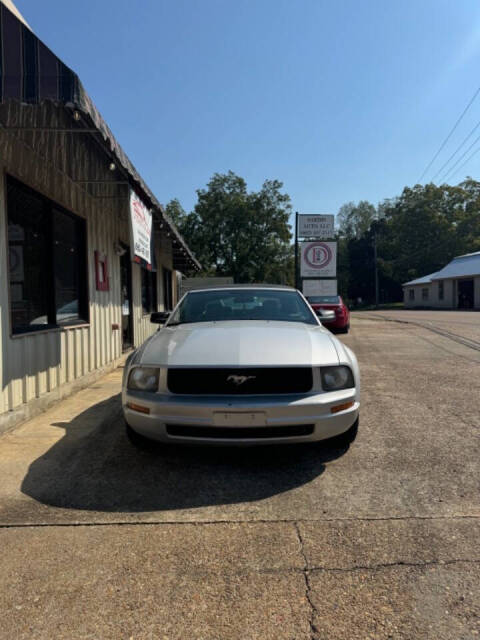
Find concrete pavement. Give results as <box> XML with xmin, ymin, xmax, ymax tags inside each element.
<box><xmin>0</xmin><ymin>315</ymin><xmax>479</xmax><ymax>639</ymax></box>
<box><xmin>355</xmin><ymin>309</ymin><xmax>480</xmax><ymax>347</ymax></box>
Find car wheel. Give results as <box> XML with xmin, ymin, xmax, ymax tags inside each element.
<box><xmin>327</xmin><ymin>417</ymin><xmax>358</xmax><ymax>448</ymax></box>
<box><xmin>340</xmin><ymin>324</ymin><xmax>350</xmax><ymax>334</ymax></box>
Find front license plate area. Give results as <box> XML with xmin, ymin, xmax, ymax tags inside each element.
<box><xmin>213</xmin><ymin>412</ymin><xmax>267</xmax><ymax>427</ymax></box>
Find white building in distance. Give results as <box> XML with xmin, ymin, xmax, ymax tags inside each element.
<box><xmin>403</xmin><ymin>251</ymin><xmax>480</xmax><ymax>310</ymax></box>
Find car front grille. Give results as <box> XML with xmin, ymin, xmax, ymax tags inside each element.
<box><xmin>167</xmin><ymin>367</ymin><xmax>313</xmax><ymax>395</ymax></box>
<box><xmin>166</xmin><ymin>424</ymin><xmax>315</xmax><ymax>439</ymax></box>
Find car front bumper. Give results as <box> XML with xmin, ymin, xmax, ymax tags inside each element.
<box><xmin>123</xmin><ymin>389</ymin><xmax>359</xmax><ymax>445</ymax></box>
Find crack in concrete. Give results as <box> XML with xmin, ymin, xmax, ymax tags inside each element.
<box><xmin>0</xmin><ymin>513</ymin><xmax>478</xmax><ymax>529</ymax></box>
<box><xmin>294</xmin><ymin>521</ymin><xmax>320</xmax><ymax>640</ymax></box>
<box><xmin>308</xmin><ymin>557</ymin><xmax>480</xmax><ymax>574</ymax></box>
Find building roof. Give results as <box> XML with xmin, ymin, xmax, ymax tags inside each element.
<box><xmin>403</xmin><ymin>272</ymin><xmax>438</xmax><ymax>286</ymax></box>
<box><xmin>0</xmin><ymin>0</ymin><xmax>30</xmax><ymax>29</ymax></box>
<box><xmin>403</xmin><ymin>250</ymin><xmax>480</xmax><ymax>287</ymax></box>
<box><xmin>0</xmin><ymin>2</ymin><xmax>200</xmax><ymax>272</ymax></box>
<box><xmin>431</xmin><ymin>251</ymin><xmax>480</xmax><ymax>281</ymax></box>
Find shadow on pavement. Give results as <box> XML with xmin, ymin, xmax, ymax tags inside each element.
<box><xmin>21</xmin><ymin>394</ymin><xmax>348</xmax><ymax>513</ymax></box>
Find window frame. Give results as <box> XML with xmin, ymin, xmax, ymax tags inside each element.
<box><xmin>6</xmin><ymin>175</ymin><xmax>89</xmax><ymax>336</ymax></box>
<box><xmin>421</xmin><ymin>287</ymin><xmax>429</xmax><ymax>301</ymax></box>
<box><xmin>408</xmin><ymin>289</ymin><xmax>415</xmax><ymax>301</ymax></box>
<box><xmin>438</xmin><ymin>280</ymin><xmax>444</xmax><ymax>300</ymax></box>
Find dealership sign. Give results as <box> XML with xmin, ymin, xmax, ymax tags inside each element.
<box><xmin>300</xmin><ymin>241</ymin><xmax>337</xmax><ymax>277</ymax></box>
<box><xmin>302</xmin><ymin>279</ymin><xmax>337</xmax><ymax>297</ymax></box>
<box><xmin>129</xmin><ymin>190</ymin><xmax>152</xmax><ymax>266</ymax></box>
<box><xmin>298</xmin><ymin>214</ymin><xmax>334</xmax><ymax>239</ymax></box>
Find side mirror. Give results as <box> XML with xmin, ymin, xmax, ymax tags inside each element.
<box><xmin>150</xmin><ymin>311</ymin><xmax>170</xmax><ymax>324</ymax></box>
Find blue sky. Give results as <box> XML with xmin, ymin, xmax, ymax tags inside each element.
<box><xmin>14</xmin><ymin>0</ymin><xmax>480</xmax><ymax>219</ymax></box>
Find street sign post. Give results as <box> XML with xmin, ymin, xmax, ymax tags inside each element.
<box><xmin>294</xmin><ymin>213</ymin><xmax>336</xmax><ymax>290</ymax></box>
<box><xmin>300</xmin><ymin>241</ymin><xmax>337</xmax><ymax>277</ymax></box>
<box><xmin>298</xmin><ymin>214</ymin><xmax>334</xmax><ymax>239</ymax></box>
<box><xmin>302</xmin><ymin>279</ymin><xmax>337</xmax><ymax>297</ymax></box>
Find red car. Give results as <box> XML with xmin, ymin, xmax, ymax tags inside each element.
<box><xmin>306</xmin><ymin>295</ymin><xmax>350</xmax><ymax>333</ymax></box>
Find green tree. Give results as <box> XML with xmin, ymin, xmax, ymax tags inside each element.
<box><xmin>379</xmin><ymin>182</ymin><xmax>469</xmax><ymax>286</ymax></box>
<box><xmin>336</xmin><ymin>200</ymin><xmax>377</xmax><ymax>304</ymax></box>
<box><xmin>337</xmin><ymin>180</ymin><xmax>480</xmax><ymax>304</ymax></box>
<box><xmin>337</xmin><ymin>200</ymin><xmax>377</xmax><ymax>239</ymax></box>
<box><xmin>166</xmin><ymin>171</ymin><xmax>293</xmax><ymax>283</ymax></box>
<box><xmin>164</xmin><ymin>198</ymin><xmax>187</xmax><ymax>229</ymax></box>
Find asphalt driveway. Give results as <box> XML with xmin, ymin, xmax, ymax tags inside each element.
<box><xmin>356</xmin><ymin>308</ymin><xmax>480</xmax><ymax>347</ymax></box>
<box><xmin>0</xmin><ymin>314</ymin><xmax>479</xmax><ymax>639</ymax></box>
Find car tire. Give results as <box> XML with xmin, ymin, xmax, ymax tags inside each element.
<box><xmin>327</xmin><ymin>417</ymin><xmax>358</xmax><ymax>448</ymax></box>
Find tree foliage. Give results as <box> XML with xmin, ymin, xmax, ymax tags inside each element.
<box><xmin>337</xmin><ymin>180</ymin><xmax>480</xmax><ymax>304</ymax></box>
<box><xmin>164</xmin><ymin>198</ymin><xmax>187</xmax><ymax>228</ymax></box>
<box><xmin>166</xmin><ymin>171</ymin><xmax>294</xmax><ymax>284</ymax></box>
<box><xmin>337</xmin><ymin>200</ymin><xmax>378</xmax><ymax>239</ymax></box>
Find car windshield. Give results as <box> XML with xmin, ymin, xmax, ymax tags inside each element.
<box><xmin>168</xmin><ymin>289</ymin><xmax>318</xmax><ymax>325</ymax></box>
<box><xmin>307</xmin><ymin>296</ymin><xmax>340</xmax><ymax>304</ymax></box>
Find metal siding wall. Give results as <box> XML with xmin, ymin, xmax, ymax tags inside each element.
<box><xmin>0</xmin><ymin>102</ymin><xmax>181</xmax><ymax>424</ymax></box>
<box><xmin>405</xmin><ymin>285</ymin><xmax>425</xmax><ymax>308</ymax></box>
<box><xmin>131</xmin><ymin>236</ymin><xmax>176</xmax><ymax>347</ymax></box>
<box><xmin>0</xmin><ymin>103</ymin><xmax>126</xmax><ymax>418</ymax></box>
<box><xmin>403</xmin><ymin>288</ymin><xmax>411</xmax><ymax>308</ymax></box>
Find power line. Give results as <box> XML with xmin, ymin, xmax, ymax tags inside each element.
<box><xmin>417</xmin><ymin>85</ymin><xmax>480</xmax><ymax>183</ymax></box>
<box><xmin>440</xmin><ymin>131</ymin><xmax>480</xmax><ymax>182</ymax></box>
<box><xmin>445</xmin><ymin>144</ymin><xmax>480</xmax><ymax>183</ymax></box>
<box><xmin>431</xmin><ymin>118</ymin><xmax>480</xmax><ymax>181</ymax></box>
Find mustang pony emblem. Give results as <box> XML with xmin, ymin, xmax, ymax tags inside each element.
<box><xmin>226</xmin><ymin>375</ymin><xmax>256</xmax><ymax>386</ymax></box>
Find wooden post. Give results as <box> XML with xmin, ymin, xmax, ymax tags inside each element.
<box><xmin>294</xmin><ymin>212</ymin><xmax>299</xmax><ymax>290</ymax></box>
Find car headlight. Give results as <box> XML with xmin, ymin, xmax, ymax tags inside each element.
<box><xmin>127</xmin><ymin>367</ymin><xmax>159</xmax><ymax>391</ymax></box>
<box><xmin>320</xmin><ymin>366</ymin><xmax>354</xmax><ymax>391</ymax></box>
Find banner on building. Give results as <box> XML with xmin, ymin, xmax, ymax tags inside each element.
<box><xmin>300</xmin><ymin>241</ymin><xmax>337</xmax><ymax>277</ymax></box>
<box><xmin>302</xmin><ymin>279</ymin><xmax>337</xmax><ymax>297</ymax></box>
<box><xmin>298</xmin><ymin>214</ymin><xmax>334</xmax><ymax>239</ymax></box>
<box><xmin>129</xmin><ymin>190</ymin><xmax>153</xmax><ymax>266</ymax></box>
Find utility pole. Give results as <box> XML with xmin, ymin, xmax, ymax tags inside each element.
<box><xmin>374</xmin><ymin>225</ymin><xmax>379</xmax><ymax>308</ymax></box>
<box><xmin>294</xmin><ymin>212</ymin><xmax>299</xmax><ymax>290</ymax></box>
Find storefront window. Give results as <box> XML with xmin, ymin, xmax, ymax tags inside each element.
<box><xmin>7</xmin><ymin>177</ymin><xmax>88</xmax><ymax>334</ymax></box>
<box><xmin>141</xmin><ymin>268</ymin><xmax>157</xmax><ymax>314</ymax></box>
<box><xmin>7</xmin><ymin>181</ymin><xmax>50</xmax><ymax>329</ymax></box>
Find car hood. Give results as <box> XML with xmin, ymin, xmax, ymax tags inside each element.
<box><xmin>138</xmin><ymin>321</ymin><xmax>340</xmax><ymax>367</ymax></box>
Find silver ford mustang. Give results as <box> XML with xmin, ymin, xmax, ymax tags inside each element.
<box><xmin>122</xmin><ymin>285</ymin><xmax>360</xmax><ymax>446</ymax></box>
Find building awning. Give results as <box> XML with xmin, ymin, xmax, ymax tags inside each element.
<box><xmin>0</xmin><ymin>1</ymin><xmax>200</xmax><ymax>273</ymax></box>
